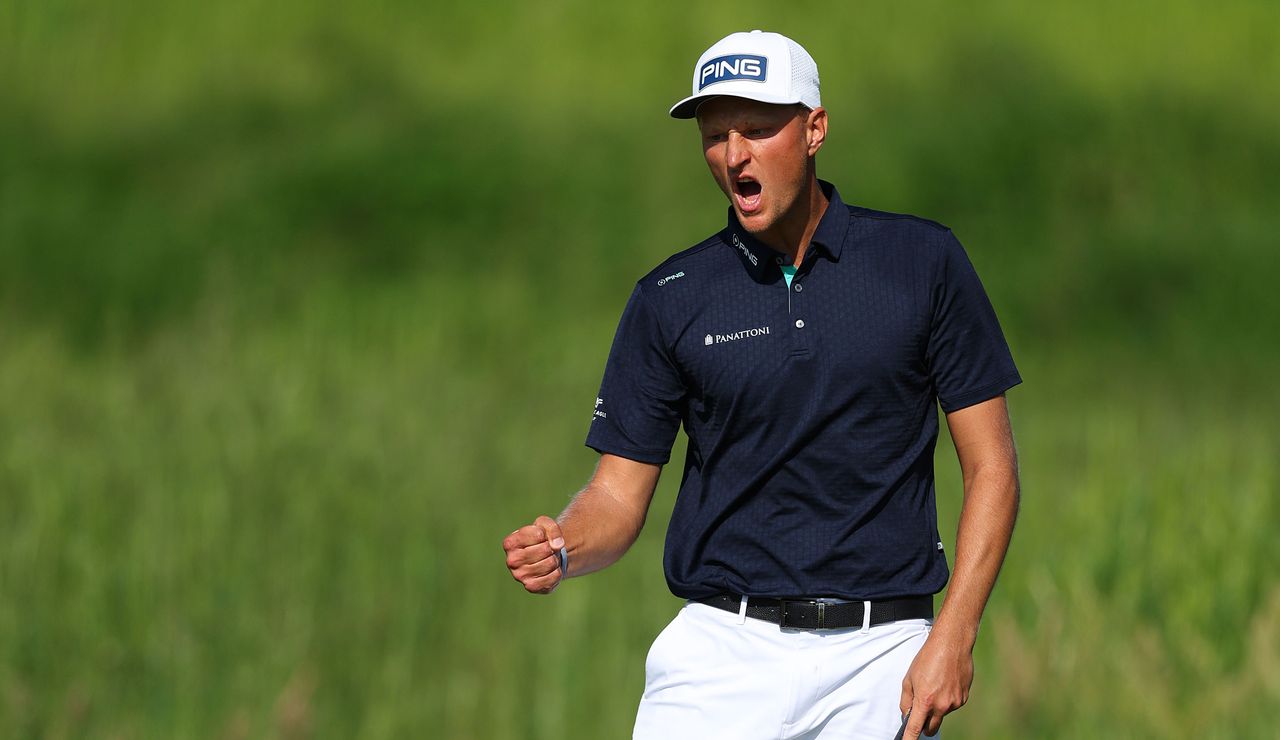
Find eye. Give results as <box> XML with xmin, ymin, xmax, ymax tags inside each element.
<box><xmin>745</xmin><ymin>128</ymin><xmax>769</xmax><ymax>138</ymax></box>
<box><xmin>706</xmin><ymin>132</ymin><xmax>728</xmax><ymax>143</ymax></box>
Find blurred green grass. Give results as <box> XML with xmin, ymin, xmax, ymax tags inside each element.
<box><xmin>2</xmin><ymin>1</ymin><xmax>1278</xmax><ymax>737</ymax></box>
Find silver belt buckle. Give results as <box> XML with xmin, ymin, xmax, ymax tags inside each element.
<box><xmin>780</xmin><ymin>599</ymin><xmax>825</xmax><ymax>630</ymax></box>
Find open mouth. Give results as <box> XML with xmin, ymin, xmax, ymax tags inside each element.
<box><xmin>733</xmin><ymin>176</ymin><xmax>763</xmax><ymax>214</ymax></box>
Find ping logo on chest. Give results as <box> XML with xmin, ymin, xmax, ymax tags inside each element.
<box><xmin>699</xmin><ymin>54</ymin><xmax>768</xmax><ymax>90</ymax></box>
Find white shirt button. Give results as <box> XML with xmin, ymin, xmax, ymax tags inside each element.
<box><xmin>795</xmin><ymin>319</ymin><xmax>805</xmax><ymax>329</ymax></box>
<box><xmin>794</xmin><ymin>283</ymin><xmax>803</xmax><ymax>292</ymax></box>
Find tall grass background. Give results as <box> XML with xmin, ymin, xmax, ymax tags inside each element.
<box><xmin>2</xmin><ymin>1</ymin><xmax>1277</xmax><ymax>737</ymax></box>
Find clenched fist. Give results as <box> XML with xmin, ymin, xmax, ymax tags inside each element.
<box><xmin>503</xmin><ymin>515</ymin><xmax>566</xmax><ymax>594</ymax></box>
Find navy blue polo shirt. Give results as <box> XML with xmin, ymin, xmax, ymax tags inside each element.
<box><xmin>585</xmin><ymin>180</ymin><xmax>1020</xmax><ymax>601</ymax></box>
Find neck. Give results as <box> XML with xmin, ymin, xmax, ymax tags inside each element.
<box><xmin>755</xmin><ymin>176</ymin><xmax>829</xmax><ymax>264</ymax></box>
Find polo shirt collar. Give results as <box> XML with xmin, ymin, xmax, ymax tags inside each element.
<box><xmin>811</xmin><ymin>180</ymin><xmax>849</xmax><ymax>260</ymax></box>
<box><xmin>725</xmin><ymin>179</ymin><xmax>849</xmax><ymax>281</ymax></box>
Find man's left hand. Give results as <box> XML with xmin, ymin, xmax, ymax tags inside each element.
<box><xmin>898</xmin><ymin>629</ymin><xmax>973</xmax><ymax>738</ymax></box>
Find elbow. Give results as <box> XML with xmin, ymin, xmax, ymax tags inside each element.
<box><xmin>1004</xmin><ymin>464</ymin><xmax>1021</xmax><ymax>527</ymax></box>
<box><xmin>964</xmin><ymin>459</ymin><xmax>1020</xmax><ymax>519</ymax></box>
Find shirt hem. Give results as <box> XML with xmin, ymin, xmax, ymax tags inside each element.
<box><xmin>584</xmin><ymin>440</ymin><xmax>671</xmax><ymax>465</ymax></box>
<box><xmin>938</xmin><ymin>372</ymin><xmax>1023</xmax><ymax>413</ymax></box>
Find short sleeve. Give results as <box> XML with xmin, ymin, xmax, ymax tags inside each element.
<box><xmin>584</xmin><ymin>284</ymin><xmax>685</xmax><ymax>464</ymax></box>
<box><xmin>925</xmin><ymin>231</ymin><xmax>1022</xmax><ymax>413</ymax></box>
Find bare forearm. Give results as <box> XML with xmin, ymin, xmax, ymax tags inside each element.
<box><xmin>505</xmin><ymin>454</ymin><xmax>659</xmax><ymax>594</ymax></box>
<box><xmin>933</xmin><ymin>464</ymin><xmax>1019</xmax><ymax>649</ymax></box>
<box><xmin>900</xmin><ymin>397</ymin><xmax>1018</xmax><ymax>737</ymax></box>
<box><xmin>556</xmin><ymin>462</ymin><xmax>659</xmax><ymax>577</ymax></box>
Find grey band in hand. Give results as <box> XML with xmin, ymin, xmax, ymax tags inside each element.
<box><xmin>556</xmin><ymin>546</ymin><xmax>568</xmax><ymax>578</ymax></box>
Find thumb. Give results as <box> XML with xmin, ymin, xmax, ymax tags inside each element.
<box><xmin>899</xmin><ymin>675</ymin><xmax>913</xmax><ymax>718</ymax></box>
<box><xmin>535</xmin><ymin>515</ymin><xmax>565</xmax><ymax>551</ymax></box>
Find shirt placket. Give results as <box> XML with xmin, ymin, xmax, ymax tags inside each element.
<box><xmin>778</xmin><ymin>254</ymin><xmax>813</xmax><ymax>358</ymax></box>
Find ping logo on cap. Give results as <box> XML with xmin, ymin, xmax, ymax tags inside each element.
<box><xmin>698</xmin><ymin>54</ymin><xmax>767</xmax><ymax>90</ymax></box>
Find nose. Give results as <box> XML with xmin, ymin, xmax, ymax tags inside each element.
<box><xmin>725</xmin><ymin>131</ymin><xmax>750</xmax><ymax>170</ymax></box>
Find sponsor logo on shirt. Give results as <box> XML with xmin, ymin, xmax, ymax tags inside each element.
<box><xmin>705</xmin><ymin>326</ymin><xmax>771</xmax><ymax>345</ymax></box>
<box><xmin>592</xmin><ymin>396</ymin><xmax>607</xmax><ymax>421</ymax></box>
<box><xmin>732</xmin><ymin>233</ymin><xmax>758</xmax><ymax>266</ymax></box>
<box><xmin>699</xmin><ymin>54</ymin><xmax>768</xmax><ymax>90</ymax></box>
<box><xmin>657</xmin><ymin>271</ymin><xmax>685</xmax><ymax>286</ymax></box>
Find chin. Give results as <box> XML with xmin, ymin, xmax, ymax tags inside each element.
<box><xmin>735</xmin><ymin>208</ymin><xmax>775</xmax><ymax>235</ymax></box>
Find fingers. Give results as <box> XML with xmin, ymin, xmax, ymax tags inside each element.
<box><xmin>903</xmin><ymin>693</ymin><xmax>954</xmax><ymax>738</ymax></box>
<box><xmin>896</xmin><ymin>678</ymin><xmax>914</xmax><ymax>739</ymax></box>
<box><xmin>502</xmin><ymin>517</ymin><xmax>566</xmax><ymax>594</ymax></box>
<box><xmin>509</xmin><ymin>552</ymin><xmax>560</xmax><ymax>584</ymax></box>
<box><xmin>903</xmin><ymin>694</ymin><xmax>928</xmax><ymax>739</ymax></box>
<box><xmin>504</xmin><ymin>538</ymin><xmax>555</xmax><ymax>568</ymax></box>
<box><xmin>501</xmin><ymin>518</ymin><xmax>564</xmax><ymax>554</ymax></box>
<box><xmin>519</xmin><ymin>562</ymin><xmax>562</xmax><ymax>594</ymax></box>
<box><xmin>502</xmin><ymin>523</ymin><xmax>548</xmax><ymax>552</ymax></box>
<box><xmin>502</xmin><ymin>523</ymin><xmax>553</xmax><ymax>559</ymax></box>
<box><xmin>511</xmin><ymin>552</ymin><xmax>562</xmax><ymax>593</ymax></box>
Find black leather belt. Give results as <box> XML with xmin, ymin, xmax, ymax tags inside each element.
<box><xmin>697</xmin><ymin>594</ymin><xmax>933</xmax><ymax>631</ymax></box>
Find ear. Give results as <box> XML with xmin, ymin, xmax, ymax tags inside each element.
<box><xmin>805</xmin><ymin>107</ymin><xmax>828</xmax><ymax>157</ymax></box>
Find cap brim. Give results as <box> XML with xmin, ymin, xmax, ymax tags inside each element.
<box><xmin>668</xmin><ymin>93</ymin><xmax>714</xmax><ymax>119</ymax></box>
<box><xmin>669</xmin><ymin>90</ymin><xmax>809</xmax><ymax>119</ymax></box>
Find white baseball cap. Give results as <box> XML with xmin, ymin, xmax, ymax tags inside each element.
<box><xmin>669</xmin><ymin>30</ymin><xmax>821</xmax><ymax>119</ymax></box>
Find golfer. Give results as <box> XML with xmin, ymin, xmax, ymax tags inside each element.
<box><xmin>503</xmin><ymin>30</ymin><xmax>1021</xmax><ymax>739</ymax></box>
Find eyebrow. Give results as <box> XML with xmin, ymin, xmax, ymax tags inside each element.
<box><xmin>700</xmin><ymin>115</ymin><xmax>768</xmax><ymax>128</ymax></box>
<box><xmin>700</xmin><ymin>107</ymin><xmax>798</xmax><ymax>129</ymax></box>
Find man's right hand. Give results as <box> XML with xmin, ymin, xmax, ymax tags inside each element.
<box><xmin>502</xmin><ymin>515</ymin><xmax>566</xmax><ymax>594</ymax></box>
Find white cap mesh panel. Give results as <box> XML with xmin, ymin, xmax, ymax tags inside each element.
<box><xmin>787</xmin><ymin>39</ymin><xmax>821</xmax><ymax>109</ymax></box>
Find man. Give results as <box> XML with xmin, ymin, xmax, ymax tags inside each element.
<box><xmin>502</xmin><ymin>30</ymin><xmax>1020</xmax><ymax>739</ymax></box>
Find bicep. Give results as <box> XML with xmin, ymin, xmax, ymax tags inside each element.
<box><xmin>943</xmin><ymin>395</ymin><xmax>1017</xmax><ymax>480</ymax></box>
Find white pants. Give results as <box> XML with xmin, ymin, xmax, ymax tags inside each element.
<box><xmin>634</xmin><ymin>601</ymin><xmax>938</xmax><ymax>739</ymax></box>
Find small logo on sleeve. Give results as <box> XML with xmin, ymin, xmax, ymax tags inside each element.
<box><xmin>699</xmin><ymin>54</ymin><xmax>768</xmax><ymax>90</ymax></box>
<box><xmin>657</xmin><ymin>271</ymin><xmax>685</xmax><ymax>286</ymax></box>
<box><xmin>592</xmin><ymin>397</ymin><xmax>607</xmax><ymax>420</ymax></box>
